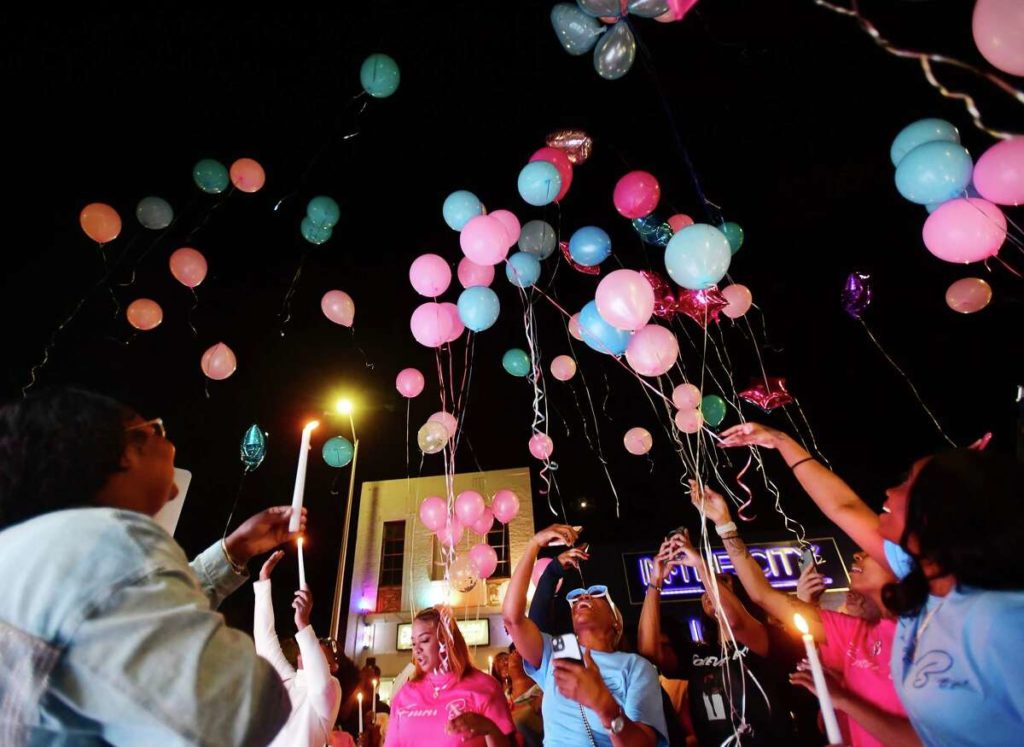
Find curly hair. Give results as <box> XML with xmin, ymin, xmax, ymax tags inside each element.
<box><xmin>0</xmin><ymin>388</ymin><xmax>136</xmax><ymax>530</ymax></box>
<box><xmin>409</xmin><ymin>605</ymin><xmax>474</xmax><ymax>681</ymax></box>
<box><xmin>883</xmin><ymin>449</ymin><xmax>1024</xmax><ymax>617</ymax></box>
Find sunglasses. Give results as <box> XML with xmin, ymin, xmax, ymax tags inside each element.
<box><xmin>566</xmin><ymin>585</ymin><xmax>609</xmax><ymax>606</ymax></box>
<box><xmin>125</xmin><ymin>418</ymin><xmax>166</xmax><ymax>439</ymax></box>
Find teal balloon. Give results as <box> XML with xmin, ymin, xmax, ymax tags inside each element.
<box><xmin>579</xmin><ymin>300</ymin><xmax>630</xmax><ymax>356</ymax></box>
<box><xmin>718</xmin><ymin>222</ymin><xmax>744</xmax><ymax>254</ymax></box>
<box><xmin>360</xmin><ymin>53</ymin><xmax>400</xmax><ymax>98</ymax></box>
<box><xmin>443</xmin><ymin>190</ymin><xmax>483</xmax><ymax>231</ymax></box>
<box><xmin>322</xmin><ymin>436</ymin><xmax>354</xmax><ymax>468</ymax></box>
<box><xmin>890</xmin><ymin>118</ymin><xmax>960</xmax><ymax>167</ymax></box>
<box><xmin>301</xmin><ymin>216</ymin><xmax>333</xmax><ymax>245</ymax></box>
<box><xmin>502</xmin><ymin>348</ymin><xmax>531</xmax><ymax>377</ymax></box>
<box><xmin>307</xmin><ymin>196</ymin><xmax>340</xmax><ymax>228</ymax></box>
<box><xmin>458</xmin><ymin>286</ymin><xmax>501</xmax><ymax>332</ymax></box>
<box><xmin>664</xmin><ymin>224</ymin><xmax>731</xmax><ymax>290</ymax></box>
<box><xmin>701</xmin><ymin>395</ymin><xmax>727</xmax><ymax>428</ymax></box>
<box><xmin>136</xmin><ymin>196</ymin><xmax>174</xmax><ymax>230</ymax></box>
<box><xmin>632</xmin><ymin>214</ymin><xmax>672</xmax><ymax>247</ymax></box>
<box><xmin>894</xmin><ymin>141</ymin><xmax>973</xmax><ymax>205</ymax></box>
<box><xmin>240</xmin><ymin>424</ymin><xmax>267</xmax><ymax>472</ymax></box>
<box><xmin>193</xmin><ymin>159</ymin><xmax>229</xmax><ymax>194</ymax></box>
<box><xmin>518</xmin><ymin>161</ymin><xmax>562</xmax><ymax>207</ymax></box>
<box><xmin>505</xmin><ymin>252</ymin><xmax>541</xmax><ymax>288</ymax></box>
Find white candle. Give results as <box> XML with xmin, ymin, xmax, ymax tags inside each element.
<box><xmin>372</xmin><ymin>678</ymin><xmax>378</xmax><ymax>719</ymax></box>
<box><xmin>357</xmin><ymin>692</ymin><xmax>364</xmax><ymax>734</ymax></box>
<box><xmin>794</xmin><ymin>614</ymin><xmax>842</xmax><ymax>745</ymax></box>
<box><xmin>487</xmin><ymin>655</ymin><xmax>494</xmax><ymax>674</ymax></box>
<box><xmin>297</xmin><ymin>536</ymin><xmax>307</xmax><ymax>590</ymax></box>
<box><xmin>289</xmin><ymin>421</ymin><xmax>320</xmax><ymax>533</ymax></box>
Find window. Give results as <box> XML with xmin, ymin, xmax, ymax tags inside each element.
<box><xmin>487</xmin><ymin>522</ymin><xmax>511</xmax><ymax>578</ymax></box>
<box><xmin>376</xmin><ymin>521</ymin><xmax>405</xmax><ymax>613</ymax></box>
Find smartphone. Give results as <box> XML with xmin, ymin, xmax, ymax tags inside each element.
<box><xmin>799</xmin><ymin>548</ymin><xmax>817</xmax><ymax>573</ymax></box>
<box><xmin>551</xmin><ymin>633</ymin><xmax>584</xmax><ymax>664</ymax></box>
<box><xmin>665</xmin><ymin>526</ymin><xmax>686</xmax><ymax>542</ymax></box>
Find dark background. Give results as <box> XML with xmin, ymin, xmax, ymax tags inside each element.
<box><xmin>1</xmin><ymin>1</ymin><xmax>1020</xmax><ymax>636</ymax></box>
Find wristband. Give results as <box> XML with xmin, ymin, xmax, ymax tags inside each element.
<box><xmin>715</xmin><ymin>521</ymin><xmax>738</xmax><ymax>537</ymax></box>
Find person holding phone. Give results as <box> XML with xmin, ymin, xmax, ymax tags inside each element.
<box><xmin>502</xmin><ymin>524</ymin><xmax>668</xmax><ymax>746</ymax></box>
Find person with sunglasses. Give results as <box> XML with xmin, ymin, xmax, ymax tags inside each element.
<box><xmin>0</xmin><ymin>388</ymin><xmax>303</xmax><ymax>746</ymax></box>
<box><xmin>502</xmin><ymin>524</ymin><xmax>669</xmax><ymax>746</ymax></box>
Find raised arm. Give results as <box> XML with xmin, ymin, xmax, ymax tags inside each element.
<box><xmin>252</xmin><ymin>551</ymin><xmax>297</xmax><ymax>682</ymax></box>
<box><xmin>292</xmin><ymin>587</ymin><xmax>341</xmax><ymax>724</ymax></box>
<box><xmin>502</xmin><ymin>524</ymin><xmax>579</xmax><ymax>669</ymax></box>
<box><xmin>637</xmin><ymin>537</ymin><xmax>678</xmax><ymax>667</ymax></box>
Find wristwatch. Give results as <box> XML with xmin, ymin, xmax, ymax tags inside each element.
<box><xmin>608</xmin><ymin>706</ymin><xmax>625</xmax><ymax>735</ymax></box>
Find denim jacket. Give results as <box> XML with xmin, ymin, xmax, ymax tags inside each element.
<box><xmin>0</xmin><ymin>507</ymin><xmax>291</xmax><ymax>746</ymax></box>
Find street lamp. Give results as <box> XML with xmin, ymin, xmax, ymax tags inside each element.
<box><xmin>330</xmin><ymin>398</ymin><xmax>360</xmax><ymax>645</ymax></box>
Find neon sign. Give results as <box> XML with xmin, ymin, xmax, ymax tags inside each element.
<box><xmin>621</xmin><ymin>537</ymin><xmax>849</xmax><ymax>605</ymax></box>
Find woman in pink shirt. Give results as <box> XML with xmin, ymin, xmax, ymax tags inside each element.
<box><xmin>385</xmin><ymin>606</ymin><xmax>515</xmax><ymax>746</ymax></box>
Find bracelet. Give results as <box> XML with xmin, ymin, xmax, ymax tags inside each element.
<box><xmin>789</xmin><ymin>456</ymin><xmax>815</xmax><ymax>470</ymax></box>
<box><xmin>647</xmin><ymin>583</ymin><xmax>662</xmax><ymax>593</ymax></box>
<box><xmin>715</xmin><ymin>521</ymin><xmax>738</xmax><ymax>537</ymax></box>
<box><xmin>221</xmin><ymin>538</ymin><xmax>247</xmax><ymax>575</ymax></box>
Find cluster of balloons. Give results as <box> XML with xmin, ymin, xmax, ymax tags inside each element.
<box><xmin>418</xmin><ymin>489</ymin><xmax>521</xmax><ymax>581</ymax></box>
<box><xmin>321</xmin><ymin>290</ymin><xmax>355</xmax><ymax>327</ymax></box>
<box><xmin>668</xmin><ymin>384</ymin><xmax>727</xmax><ymax>432</ymax></box>
<box><xmin>360</xmin><ymin>53</ymin><xmax>400</xmax><ymax>98</ymax></box>
<box><xmin>517</xmin><ymin>130</ymin><xmax>592</xmax><ymax>206</ymax></box>
<box><xmin>891</xmin><ymin>119</ymin><xmax>1012</xmax><ymax>264</ymax></box>
<box><xmin>322</xmin><ymin>435</ymin><xmax>355</xmax><ymax>468</ymax></box>
<box><xmin>192</xmin><ymin>157</ymin><xmax>265</xmax><ymax>195</ymax></box>
<box><xmin>302</xmin><ymin>196</ymin><xmax>340</xmax><ymax>246</ymax></box>
<box><xmin>125</xmin><ymin>246</ymin><xmax>209</xmax><ymax>333</ymax></box>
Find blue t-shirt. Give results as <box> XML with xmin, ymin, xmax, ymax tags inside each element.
<box><xmin>523</xmin><ymin>633</ymin><xmax>668</xmax><ymax>747</ymax></box>
<box><xmin>884</xmin><ymin>539</ymin><xmax>915</xmax><ymax>580</ymax></box>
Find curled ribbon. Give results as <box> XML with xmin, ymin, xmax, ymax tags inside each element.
<box><xmin>735</xmin><ymin>455</ymin><xmax>757</xmax><ymax>522</ymax></box>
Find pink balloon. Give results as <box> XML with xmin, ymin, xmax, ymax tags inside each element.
<box><xmin>922</xmin><ymin>198</ymin><xmax>1006</xmax><ymax>263</ymax></box>
<box><xmin>229</xmin><ymin>158</ymin><xmax>266</xmax><ymax>193</ymax></box>
<box><xmin>460</xmin><ymin>215</ymin><xmax>510</xmax><ymax>266</ymax></box>
<box><xmin>668</xmin><ymin>214</ymin><xmax>694</xmax><ymax>232</ymax></box>
<box><xmin>455</xmin><ymin>490</ymin><xmax>486</xmax><ymax>526</ymax></box>
<box><xmin>469</xmin><ymin>543</ymin><xmax>499</xmax><ymax>579</ymax></box>
<box><xmin>945</xmin><ymin>277</ymin><xmax>993</xmax><ymax>314</ymax></box>
<box><xmin>126</xmin><ymin>299</ymin><xmax>163</xmax><ymax>331</ymax></box>
<box><xmin>674</xmin><ymin>408</ymin><xmax>703</xmax><ymax>434</ymax></box>
<box><xmin>457</xmin><ymin>257</ymin><xmax>495</xmax><ymax>288</ymax></box>
<box><xmin>613</xmin><ymin>171</ymin><xmax>661</xmax><ymax>219</ymax></box>
<box><xmin>530</xmin><ymin>147</ymin><xmax>573</xmax><ymax>202</ymax></box>
<box><xmin>396</xmin><ymin>368</ymin><xmax>426</xmax><ymax>398</ymax></box>
<box><xmin>492</xmin><ymin>489</ymin><xmax>521</xmax><ymax>524</ymax></box>
<box><xmin>429</xmin><ymin>411</ymin><xmax>458</xmax><ymax>438</ymax></box>
<box><xmin>409</xmin><ymin>254</ymin><xmax>452</xmax><ymax>297</ymax></box>
<box><xmin>321</xmin><ymin>290</ymin><xmax>355</xmax><ymax>327</ymax></box>
<box><xmin>568</xmin><ymin>313</ymin><xmax>583</xmax><ymax>341</ymax></box>
<box><xmin>973</xmin><ymin>137</ymin><xmax>1024</xmax><ymax>206</ymax></box>
<box><xmin>531</xmin><ymin>557</ymin><xmax>553</xmax><ymax>587</ymax></box>
<box><xmin>595</xmin><ymin>269</ymin><xmax>656</xmax><ymax>331</ymax></box>
<box><xmin>201</xmin><ymin>342</ymin><xmax>237</xmax><ymax>381</ymax></box>
<box><xmin>720</xmin><ymin>284</ymin><xmax>753</xmax><ymax>319</ymax></box>
<box><xmin>419</xmin><ymin>496</ymin><xmax>447</xmax><ymax>531</ymax></box>
<box><xmin>471</xmin><ymin>507</ymin><xmax>494</xmax><ymax>535</ymax></box>
<box><xmin>436</xmin><ymin>519</ymin><xmax>464</xmax><ymax>548</ymax></box>
<box><xmin>625</xmin><ymin>324</ymin><xmax>679</xmax><ymax>377</ymax></box>
<box><xmin>410</xmin><ymin>302</ymin><xmax>453</xmax><ymax>347</ymax></box>
<box><xmin>972</xmin><ymin>0</ymin><xmax>1024</xmax><ymax>76</ymax></box>
<box><xmin>672</xmin><ymin>383</ymin><xmax>701</xmax><ymax>410</ymax></box>
<box><xmin>169</xmin><ymin>247</ymin><xmax>208</xmax><ymax>288</ymax></box>
<box><xmin>550</xmin><ymin>355</ymin><xmax>577</xmax><ymax>382</ymax></box>
<box><xmin>489</xmin><ymin>209</ymin><xmax>522</xmax><ymax>248</ymax></box>
<box><xmin>529</xmin><ymin>433</ymin><xmax>555</xmax><ymax>460</ymax></box>
<box><xmin>440</xmin><ymin>302</ymin><xmax>464</xmax><ymax>343</ymax></box>
<box><xmin>623</xmin><ymin>427</ymin><xmax>653</xmax><ymax>455</ymax></box>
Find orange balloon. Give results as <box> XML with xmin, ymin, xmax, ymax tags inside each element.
<box><xmin>126</xmin><ymin>299</ymin><xmax>163</xmax><ymax>331</ymax></box>
<box><xmin>230</xmin><ymin>158</ymin><xmax>266</xmax><ymax>193</ymax></box>
<box><xmin>201</xmin><ymin>342</ymin><xmax>237</xmax><ymax>381</ymax></box>
<box><xmin>169</xmin><ymin>247</ymin><xmax>208</xmax><ymax>288</ymax></box>
<box><xmin>80</xmin><ymin>203</ymin><xmax>122</xmax><ymax>244</ymax></box>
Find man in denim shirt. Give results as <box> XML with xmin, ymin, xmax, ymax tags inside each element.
<box><xmin>0</xmin><ymin>388</ymin><xmax>300</xmax><ymax>746</ymax></box>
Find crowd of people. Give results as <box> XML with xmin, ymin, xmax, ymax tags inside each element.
<box><xmin>1</xmin><ymin>387</ymin><xmax>1022</xmax><ymax>746</ymax></box>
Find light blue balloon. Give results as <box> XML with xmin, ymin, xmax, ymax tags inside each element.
<box><xmin>718</xmin><ymin>222</ymin><xmax>744</xmax><ymax>255</ymax></box>
<box><xmin>307</xmin><ymin>196</ymin><xmax>340</xmax><ymax>228</ymax></box>
<box><xmin>457</xmin><ymin>286</ymin><xmax>501</xmax><ymax>332</ymax></box>
<box><xmin>890</xmin><ymin>118</ymin><xmax>960</xmax><ymax>167</ymax></box>
<box><xmin>579</xmin><ymin>300</ymin><xmax>630</xmax><ymax>356</ymax></box>
<box><xmin>518</xmin><ymin>161</ymin><xmax>562</xmax><ymax>207</ymax></box>
<box><xmin>505</xmin><ymin>252</ymin><xmax>541</xmax><ymax>288</ymax></box>
<box><xmin>360</xmin><ymin>53</ymin><xmax>400</xmax><ymax>98</ymax></box>
<box><xmin>322</xmin><ymin>436</ymin><xmax>354</xmax><ymax>468</ymax></box>
<box><xmin>894</xmin><ymin>141</ymin><xmax>973</xmax><ymax>205</ymax></box>
<box><xmin>568</xmin><ymin>226</ymin><xmax>611</xmax><ymax>267</ymax></box>
<box><xmin>443</xmin><ymin>190</ymin><xmax>483</xmax><ymax>231</ymax></box>
<box><xmin>664</xmin><ymin>224</ymin><xmax>732</xmax><ymax>290</ymax></box>
<box><xmin>301</xmin><ymin>216</ymin><xmax>333</xmax><ymax>245</ymax></box>
<box><xmin>550</xmin><ymin>3</ymin><xmax>604</xmax><ymax>56</ymax></box>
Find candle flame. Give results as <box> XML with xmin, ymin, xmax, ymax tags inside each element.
<box><xmin>372</xmin><ymin>678</ymin><xmax>378</xmax><ymax>687</ymax></box>
<box><xmin>793</xmin><ymin>613</ymin><xmax>809</xmax><ymax>634</ymax></box>
<box><xmin>297</xmin><ymin>536</ymin><xmax>304</xmax><ymax>548</ymax></box>
<box><xmin>357</xmin><ymin>692</ymin><xmax>363</xmax><ymax>701</ymax></box>
<box><xmin>304</xmin><ymin>420</ymin><xmax>320</xmax><ymax>433</ymax></box>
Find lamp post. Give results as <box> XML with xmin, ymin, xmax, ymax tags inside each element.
<box><xmin>330</xmin><ymin>398</ymin><xmax>360</xmax><ymax>645</ymax></box>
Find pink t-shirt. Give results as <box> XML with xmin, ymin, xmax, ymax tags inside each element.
<box><xmin>818</xmin><ymin>611</ymin><xmax>905</xmax><ymax>747</ymax></box>
<box><xmin>385</xmin><ymin>668</ymin><xmax>515</xmax><ymax>747</ymax></box>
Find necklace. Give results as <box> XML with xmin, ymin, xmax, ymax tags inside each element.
<box><xmin>429</xmin><ymin>673</ymin><xmax>454</xmax><ymax>699</ymax></box>
<box><xmin>914</xmin><ymin>599</ymin><xmax>944</xmax><ymax>652</ymax></box>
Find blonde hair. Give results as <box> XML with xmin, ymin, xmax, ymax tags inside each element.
<box><xmin>409</xmin><ymin>605</ymin><xmax>474</xmax><ymax>681</ymax></box>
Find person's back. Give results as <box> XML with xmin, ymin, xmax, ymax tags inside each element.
<box><xmin>0</xmin><ymin>506</ymin><xmax>290</xmax><ymax>746</ymax></box>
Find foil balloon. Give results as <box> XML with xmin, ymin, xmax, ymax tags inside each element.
<box><xmin>739</xmin><ymin>378</ymin><xmax>794</xmax><ymax>412</ymax></box>
<box><xmin>545</xmin><ymin>128</ymin><xmax>594</xmax><ymax>166</ymax></box>
<box><xmin>240</xmin><ymin>424</ymin><xmax>267</xmax><ymax>472</ymax></box>
<box><xmin>640</xmin><ymin>271</ymin><xmax>677</xmax><ymax>319</ymax></box>
<box><xmin>632</xmin><ymin>214</ymin><xmax>673</xmax><ymax>247</ymax></box>
<box><xmin>842</xmin><ymin>271</ymin><xmax>872</xmax><ymax>320</ymax></box>
<box><xmin>593</xmin><ymin>20</ymin><xmax>637</xmax><ymax>80</ymax></box>
<box><xmin>559</xmin><ymin>240</ymin><xmax>601</xmax><ymax>276</ymax></box>
<box><xmin>675</xmin><ymin>287</ymin><xmax>728</xmax><ymax>327</ymax></box>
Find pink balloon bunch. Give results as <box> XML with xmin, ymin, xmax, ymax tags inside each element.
<box><xmin>613</xmin><ymin>171</ymin><xmax>660</xmax><ymax>219</ymax></box>
<box><xmin>530</xmin><ymin>147</ymin><xmax>573</xmax><ymax>202</ymax></box>
<box><xmin>671</xmin><ymin>384</ymin><xmax>702</xmax><ymax>434</ymax></box>
<box><xmin>625</xmin><ymin>324</ymin><xmax>678</xmax><ymax>377</ymax></box>
<box><xmin>321</xmin><ymin>290</ymin><xmax>355</xmax><ymax>327</ymax></box>
<box><xmin>492</xmin><ymin>489</ymin><xmax>521</xmax><ymax>524</ymax></box>
<box><xmin>201</xmin><ymin>342</ymin><xmax>237</xmax><ymax>381</ymax></box>
<box><xmin>396</xmin><ymin>367</ymin><xmax>425</xmax><ymax>398</ymax></box>
<box><xmin>410</xmin><ymin>302</ymin><xmax>463</xmax><ymax>347</ymax></box>
<box><xmin>409</xmin><ymin>254</ymin><xmax>452</xmax><ymax>297</ymax></box>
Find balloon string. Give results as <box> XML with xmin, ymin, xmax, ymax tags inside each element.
<box><xmin>184</xmin><ymin>189</ymin><xmax>234</xmax><ymax>244</ymax></box>
<box><xmin>735</xmin><ymin>456</ymin><xmax>757</xmax><ymax>522</ymax></box>
<box><xmin>278</xmin><ymin>249</ymin><xmax>309</xmax><ymax>336</ymax></box>
<box><xmin>187</xmin><ymin>287</ymin><xmax>200</xmax><ymax>338</ymax></box>
<box><xmin>221</xmin><ymin>470</ymin><xmax>251</xmax><ymax>541</ymax></box>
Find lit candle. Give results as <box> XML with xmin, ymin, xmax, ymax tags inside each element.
<box><xmin>297</xmin><ymin>536</ymin><xmax>307</xmax><ymax>590</ymax></box>
<box><xmin>794</xmin><ymin>613</ymin><xmax>842</xmax><ymax>745</ymax></box>
<box><xmin>372</xmin><ymin>678</ymin><xmax>378</xmax><ymax>719</ymax></box>
<box><xmin>487</xmin><ymin>655</ymin><xmax>494</xmax><ymax>674</ymax></box>
<box><xmin>357</xmin><ymin>691</ymin><xmax>363</xmax><ymax>734</ymax></box>
<box><xmin>288</xmin><ymin>420</ymin><xmax>320</xmax><ymax>533</ymax></box>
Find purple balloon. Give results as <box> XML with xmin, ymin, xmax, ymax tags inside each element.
<box><xmin>842</xmin><ymin>271</ymin><xmax>872</xmax><ymax>319</ymax></box>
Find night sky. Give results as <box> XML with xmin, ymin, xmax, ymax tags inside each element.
<box><xmin>2</xmin><ymin>1</ymin><xmax>1020</xmax><ymax>634</ymax></box>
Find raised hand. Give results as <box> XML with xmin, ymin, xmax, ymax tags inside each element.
<box><xmin>796</xmin><ymin>562</ymin><xmax>826</xmax><ymax>604</ymax></box>
<box><xmin>557</xmin><ymin>545</ymin><xmax>590</xmax><ymax>571</ymax></box>
<box><xmin>719</xmin><ymin>422</ymin><xmax>785</xmax><ymax>450</ymax></box>
<box><xmin>531</xmin><ymin>524</ymin><xmax>582</xmax><ymax>549</ymax></box>
<box><xmin>259</xmin><ymin>550</ymin><xmax>285</xmax><ymax>581</ymax></box>
<box><xmin>227</xmin><ymin>506</ymin><xmax>308</xmax><ymax>564</ymax></box>
<box><xmin>688</xmin><ymin>480</ymin><xmax>732</xmax><ymax>527</ymax></box>
<box><xmin>292</xmin><ymin>588</ymin><xmax>313</xmax><ymax>631</ymax></box>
